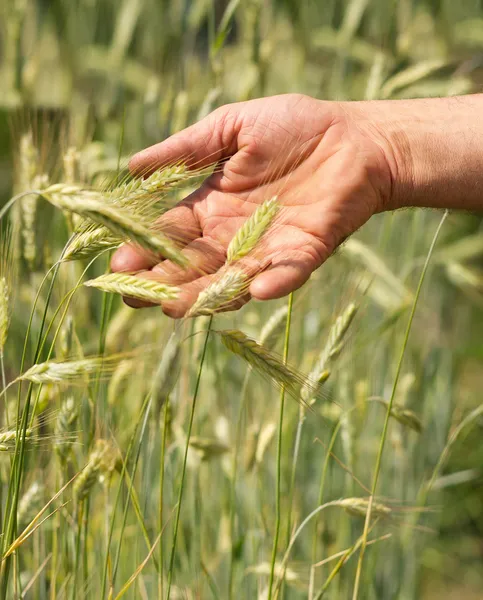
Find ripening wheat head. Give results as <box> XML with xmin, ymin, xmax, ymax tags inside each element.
<box><xmin>187</xmin><ymin>269</ymin><xmax>249</xmax><ymax>317</ymax></box>
<box><xmin>301</xmin><ymin>302</ymin><xmax>357</xmax><ymax>405</ymax></box>
<box><xmin>336</xmin><ymin>498</ymin><xmax>392</xmax><ymax>519</ymax></box>
<box><xmin>16</xmin><ymin>355</ymin><xmax>125</xmax><ymax>385</ymax></box>
<box><xmin>219</xmin><ymin>329</ymin><xmax>300</xmax><ymax>396</ymax></box>
<box><xmin>84</xmin><ymin>273</ymin><xmax>180</xmax><ymax>304</ymax></box>
<box><xmin>0</xmin><ymin>226</ymin><xmax>18</xmax><ymax>352</ymax></box>
<box><xmin>226</xmin><ymin>196</ymin><xmax>280</xmax><ymax>263</ymax></box>
<box><xmin>63</xmin><ymin>162</ymin><xmax>208</xmax><ymax>261</ymax></box>
<box><xmin>41</xmin><ymin>184</ymin><xmax>188</xmax><ymax>267</ymax></box>
<box><xmin>73</xmin><ymin>439</ymin><xmax>119</xmax><ymax>501</ymax></box>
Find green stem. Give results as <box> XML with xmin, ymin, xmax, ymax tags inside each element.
<box><xmin>228</xmin><ymin>368</ymin><xmax>251</xmax><ymax>599</ymax></box>
<box><xmin>1</xmin><ymin>260</ymin><xmax>62</xmax><ymax>599</ymax></box>
<box><xmin>351</xmin><ymin>210</ymin><xmax>448</xmax><ymax>600</ymax></box>
<box><xmin>309</xmin><ymin>418</ymin><xmax>345</xmax><ymax>598</ymax></box>
<box><xmin>166</xmin><ymin>317</ymin><xmax>213</xmax><ymax>599</ymax></box>
<box><xmin>71</xmin><ymin>502</ymin><xmax>84</xmax><ymax>600</ymax></box>
<box><xmin>100</xmin><ymin>392</ymin><xmax>152</xmax><ymax>598</ymax></box>
<box><xmin>1</xmin><ymin>350</ymin><xmax>9</xmax><ymax>428</ymax></box>
<box><xmin>158</xmin><ymin>399</ymin><xmax>170</xmax><ymax>600</ymax></box>
<box><xmin>267</xmin><ymin>293</ymin><xmax>294</xmax><ymax>599</ymax></box>
<box><xmin>110</xmin><ymin>390</ymin><xmax>158</xmax><ymax>593</ymax></box>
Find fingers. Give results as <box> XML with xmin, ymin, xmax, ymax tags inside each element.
<box><xmin>249</xmin><ymin>237</ymin><xmax>330</xmax><ymax>300</ymax></box>
<box><xmin>250</xmin><ymin>255</ymin><xmax>313</xmax><ymax>300</ymax></box>
<box><xmin>129</xmin><ymin>105</ymin><xmax>241</xmax><ymax>175</ymax></box>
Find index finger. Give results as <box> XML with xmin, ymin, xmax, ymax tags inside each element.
<box><xmin>129</xmin><ymin>105</ymin><xmax>240</xmax><ymax>176</ymax></box>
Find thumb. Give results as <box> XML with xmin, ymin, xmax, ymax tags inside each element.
<box><xmin>129</xmin><ymin>104</ymin><xmax>241</xmax><ymax>175</ymax></box>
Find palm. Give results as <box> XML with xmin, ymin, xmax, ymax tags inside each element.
<box><xmin>112</xmin><ymin>95</ymin><xmax>387</xmax><ymax>316</ymax></box>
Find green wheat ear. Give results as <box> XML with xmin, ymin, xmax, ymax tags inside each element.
<box><xmin>84</xmin><ymin>273</ymin><xmax>180</xmax><ymax>304</ymax></box>
<box><xmin>227</xmin><ymin>196</ymin><xmax>279</xmax><ymax>262</ymax></box>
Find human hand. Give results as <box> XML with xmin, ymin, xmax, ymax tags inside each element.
<box><xmin>111</xmin><ymin>93</ymin><xmax>396</xmax><ymax>317</ymax></box>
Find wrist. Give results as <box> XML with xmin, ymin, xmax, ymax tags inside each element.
<box><xmin>345</xmin><ymin>95</ymin><xmax>483</xmax><ymax>212</ymax></box>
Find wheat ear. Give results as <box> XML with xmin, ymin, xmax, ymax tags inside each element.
<box><xmin>17</xmin><ymin>482</ymin><xmax>44</xmax><ymax>530</ymax></box>
<box><xmin>302</xmin><ymin>302</ymin><xmax>357</xmax><ymax>404</ymax></box>
<box><xmin>226</xmin><ymin>196</ymin><xmax>279</xmax><ymax>262</ymax></box>
<box><xmin>84</xmin><ymin>273</ymin><xmax>180</xmax><ymax>304</ymax></box>
<box><xmin>151</xmin><ymin>330</ymin><xmax>182</xmax><ymax>416</ymax></box>
<box><xmin>0</xmin><ymin>428</ymin><xmax>33</xmax><ymax>451</ymax></box>
<box><xmin>370</xmin><ymin>398</ymin><xmax>423</xmax><ymax>433</ymax></box>
<box><xmin>16</xmin><ymin>356</ymin><xmax>121</xmax><ymax>385</ymax></box>
<box><xmin>73</xmin><ymin>439</ymin><xmax>118</xmax><ymax>501</ymax></box>
<box><xmin>42</xmin><ymin>185</ymin><xmax>188</xmax><ymax>267</ymax></box>
<box><xmin>187</xmin><ymin>269</ymin><xmax>248</xmax><ymax>317</ymax></box>
<box><xmin>54</xmin><ymin>396</ymin><xmax>78</xmax><ymax>464</ymax></box>
<box><xmin>335</xmin><ymin>498</ymin><xmax>392</xmax><ymax>519</ymax></box>
<box><xmin>220</xmin><ymin>329</ymin><xmax>300</xmax><ymax>396</ymax></box>
<box><xmin>259</xmin><ymin>305</ymin><xmax>289</xmax><ymax>349</ymax></box>
<box><xmin>63</xmin><ymin>164</ymin><xmax>194</xmax><ymax>261</ymax></box>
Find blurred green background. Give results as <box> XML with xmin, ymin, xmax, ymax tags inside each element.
<box><xmin>2</xmin><ymin>1</ymin><xmax>483</xmax><ymax>598</ymax></box>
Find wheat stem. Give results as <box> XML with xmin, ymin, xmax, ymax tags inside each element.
<box><xmin>352</xmin><ymin>210</ymin><xmax>448</xmax><ymax>600</ymax></box>
<box><xmin>267</xmin><ymin>292</ymin><xmax>293</xmax><ymax>599</ymax></box>
<box><xmin>166</xmin><ymin>317</ymin><xmax>213</xmax><ymax>599</ymax></box>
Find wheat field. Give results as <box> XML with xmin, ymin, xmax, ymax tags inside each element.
<box><xmin>1</xmin><ymin>1</ymin><xmax>483</xmax><ymax>598</ymax></box>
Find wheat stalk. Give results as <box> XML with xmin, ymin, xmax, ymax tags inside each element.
<box><xmin>370</xmin><ymin>398</ymin><xmax>423</xmax><ymax>433</ymax></box>
<box><xmin>302</xmin><ymin>302</ymin><xmax>357</xmax><ymax>404</ymax></box>
<box><xmin>0</xmin><ymin>226</ymin><xmax>17</xmax><ymax>353</ymax></box>
<box><xmin>63</xmin><ymin>147</ymin><xmax>82</xmax><ymax>185</ymax></box>
<box><xmin>42</xmin><ymin>185</ymin><xmax>188</xmax><ymax>267</ymax></box>
<box><xmin>259</xmin><ymin>305</ymin><xmax>289</xmax><ymax>349</ymax></box>
<box><xmin>335</xmin><ymin>498</ymin><xmax>392</xmax><ymax>519</ymax></box>
<box><xmin>63</xmin><ymin>228</ymin><xmax>122</xmax><ymax>261</ymax></box>
<box><xmin>16</xmin><ymin>356</ymin><xmax>121</xmax><ymax>385</ymax></box>
<box><xmin>17</xmin><ymin>482</ymin><xmax>44</xmax><ymax>531</ymax></box>
<box><xmin>107</xmin><ymin>360</ymin><xmax>133</xmax><ymax>407</ymax></box>
<box><xmin>187</xmin><ymin>269</ymin><xmax>248</xmax><ymax>317</ymax></box>
<box><xmin>54</xmin><ymin>396</ymin><xmax>78</xmax><ymax>464</ymax></box>
<box><xmin>226</xmin><ymin>196</ymin><xmax>279</xmax><ymax>262</ymax></box>
<box><xmin>73</xmin><ymin>439</ymin><xmax>119</xmax><ymax>501</ymax></box>
<box><xmin>220</xmin><ymin>329</ymin><xmax>300</xmax><ymax>397</ymax></box>
<box><xmin>63</xmin><ymin>164</ymin><xmax>194</xmax><ymax>261</ymax></box>
<box><xmin>0</xmin><ymin>278</ymin><xmax>9</xmax><ymax>352</ymax></box>
<box><xmin>107</xmin><ymin>164</ymin><xmax>189</xmax><ymax>206</ymax></box>
<box><xmin>0</xmin><ymin>428</ymin><xmax>33</xmax><ymax>451</ymax></box>
<box><xmin>16</xmin><ymin>133</ymin><xmax>41</xmax><ymax>268</ymax></box>
<box><xmin>151</xmin><ymin>330</ymin><xmax>182</xmax><ymax>416</ymax></box>
<box><xmin>84</xmin><ymin>273</ymin><xmax>180</xmax><ymax>304</ymax></box>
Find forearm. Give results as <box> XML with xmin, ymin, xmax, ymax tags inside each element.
<box><xmin>346</xmin><ymin>95</ymin><xmax>483</xmax><ymax>212</ymax></box>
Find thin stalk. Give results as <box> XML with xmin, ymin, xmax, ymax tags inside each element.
<box><xmin>1</xmin><ymin>350</ymin><xmax>9</xmax><ymax>428</ymax></box>
<box><xmin>166</xmin><ymin>317</ymin><xmax>213</xmax><ymax>599</ymax></box>
<box><xmin>286</xmin><ymin>405</ymin><xmax>304</xmax><ymax>545</ymax></box>
<box><xmin>267</xmin><ymin>293</ymin><xmax>294</xmax><ymax>599</ymax></box>
<box><xmin>309</xmin><ymin>418</ymin><xmax>345</xmax><ymax>598</ymax></box>
<box><xmin>352</xmin><ymin>210</ymin><xmax>448</xmax><ymax>599</ymax></box>
<box><xmin>100</xmin><ymin>391</ymin><xmax>153</xmax><ymax>598</ymax></box>
<box><xmin>70</xmin><ymin>502</ymin><xmax>84</xmax><ymax>600</ymax></box>
<box><xmin>1</xmin><ymin>260</ymin><xmax>62</xmax><ymax>598</ymax></box>
<box><xmin>315</xmin><ymin>523</ymin><xmax>381</xmax><ymax>600</ymax></box>
<box><xmin>110</xmin><ymin>390</ymin><xmax>158</xmax><ymax>593</ymax></box>
<box><xmin>158</xmin><ymin>399</ymin><xmax>170</xmax><ymax>600</ymax></box>
<box><xmin>228</xmin><ymin>367</ymin><xmax>252</xmax><ymax>599</ymax></box>
<box><xmin>0</xmin><ymin>191</ymin><xmax>40</xmax><ymax>222</ymax></box>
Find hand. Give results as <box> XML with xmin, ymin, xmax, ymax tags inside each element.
<box><xmin>111</xmin><ymin>93</ymin><xmax>395</xmax><ymax>317</ymax></box>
